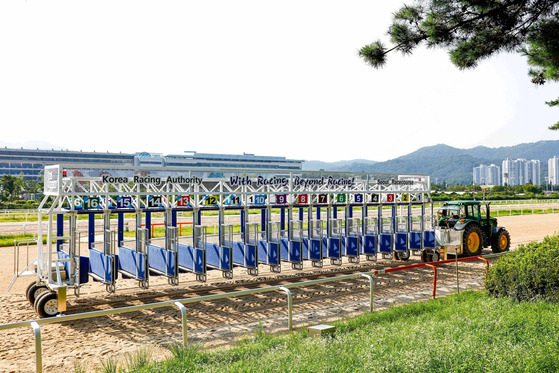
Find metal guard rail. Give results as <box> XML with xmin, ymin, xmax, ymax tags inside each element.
<box><xmin>0</xmin><ymin>252</ymin><xmax>504</xmax><ymax>373</ymax></box>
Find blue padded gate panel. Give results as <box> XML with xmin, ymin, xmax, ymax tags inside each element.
<box><xmin>118</xmin><ymin>247</ymin><xmax>147</xmax><ymax>280</ymax></box>
<box><xmin>178</xmin><ymin>244</ymin><xmax>194</xmax><ymax>271</ymax></box>
<box><xmin>258</xmin><ymin>240</ymin><xmax>268</xmax><ymax>264</ymax></box>
<box><xmin>379</xmin><ymin>234</ymin><xmax>392</xmax><ymax>254</ymax></box>
<box><xmin>232</xmin><ymin>242</ymin><xmax>257</xmax><ymax>268</ymax></box>
<box><xmin>289</xmin><ymin>241</ymin><xmax>302</xmax><ymax>262</ymax></box>
<box><xmin>206</xmin><ymin>243</ymin><xmax>221</xmax><ymax>269</ymax></box>
<box><xmin>78</xmin><ymin>255</ymin><xmax>90</xmax><ymax>284</ymax></box>
<box><xmin>362</xmin><ymin>235</ymin><xmax>376</xmax><ymax>255</ymax></box>
<box><xmin>328</xmin><ymin>237</ymin><xmax>341</xmax><ymax>258</ymax></box>
<box><xmin>395</xmin><ymin>233</ymin><xmax>408</xmax><ymax>252</ymax></box>
<box><xmin>167</xmin><ymin>251</ymin><xmax>177</xmax><ymax>276</ymax></box>
<box><xmin>345</xmin><ymin>236</ymin><xmax>359</xmax><ymax>257</ymax></box>
<box><xmin>322</xmin><ymin>237</ymin><xmax>328</xmax><ymax>257</ymax></box>
<box><xmin>203</xmin><ymin>242</ymin><xmax>230</xmax><ymax>272</ymax></box>
<box><xmin>89</xmin><ymin>248</ymin><xmax>113</xmax><ymax>283</ymax></box>
<box><xmin>424</xmin><ymin>231</ymin><xmax>436</xmax><ymax>248</ymax></box>
<box><xmin>309</xmin><ymin>239</ymin><xmax>322</xmax><ymax>261</ymax></box>
<box><xmin>58</xmin><ymin>250</ymin><xmax>90</xmax><ymax>284</ymax></box>
<box><xmin>232</xmin><ymin>242</ymin><xmax>246</xmax><ymax>266</ymax></box>
<box><xmin>280</xmin><ymin>239</ymin><xmax>289</xmax><ymax>261</ymax></box>
<box><xmin>148</xmin><ymin>245</ymin><xmax>177</xmax><ymax>277</ymax></box>
<box><xmin>245</xmin><ymin>244</ymin><xmax>257</xmax><ymax>268</ymax></box>
<box><xmin>148</xmin><ymin>245</ymin><xmax>166</xmax><ymax>275</ymax></box>
<box><xmin>220</xmin><ymin>246</ymin><xmax>232</xmax><ymax>271</ymax></box>
<box><xmin>267</xmin><ymin>242</ymin><xmax>280</xmax><ymax>266</ymax></box>
<box><xmin>410</xmin><ymin>232</ymin><xmax>422</xmax><ymax>250</ymax></box>
<box><xmin>302</xmin><ymin>238</ymin><xmax>309</xmax><ymax>260</ymax></box>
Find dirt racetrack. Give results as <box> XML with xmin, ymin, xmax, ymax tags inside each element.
<box><xmin>0</xmin><ymin>214</ymin><xmax>558</xmax><ymax>372</ymax></box>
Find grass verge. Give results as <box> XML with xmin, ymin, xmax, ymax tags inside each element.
<box><xmin>127</xmin><ymin>291</ymin><xmax>559</xmax><ymax>373</ymax></box>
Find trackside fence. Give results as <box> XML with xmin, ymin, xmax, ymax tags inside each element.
<box><xmin>0</xmin><ymin>253</ymin><xmax>504</xmax><ymax>373</ymax></box>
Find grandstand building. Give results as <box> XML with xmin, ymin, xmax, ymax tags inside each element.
<box><xmin>0</xmin><ymin>148</ymin><xmax>303</xmax><ymax>180</ymax></box>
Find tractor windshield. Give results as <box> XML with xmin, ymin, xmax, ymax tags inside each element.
<box><xmin>439</xmin><ymin>205</ymin><xmax>461</xmax><ymax>219</ymax></box>
<box><xmin>437</xmin><ymin>204</ymin><xmax>466</xmax><ymax>228</ymax></box>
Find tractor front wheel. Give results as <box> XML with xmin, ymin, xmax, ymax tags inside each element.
<box><xmin>462</xmin><ymin>225</ymin><xmax>483</xmax><ymax>256</ymax></box>
<box><xmin>491</xmin><ymin>229</ymin><xmax>511</xmax><ymax>253</ymax></box>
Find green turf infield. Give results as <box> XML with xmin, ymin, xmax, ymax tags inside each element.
<box><xmin>121</xmin><ymin>290</ymin><xmax>559</xmax><ymax>373</ymax></box>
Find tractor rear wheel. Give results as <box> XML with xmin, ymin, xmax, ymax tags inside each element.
<box><xmin>462</xmin><ymin>225</ymin><xmax>483</xmax><ymax>256</ymax></box>
<box><xmin>491</xmin><ymin>228</ymin><xmax>511</xmax><ymax>253</ymax></box>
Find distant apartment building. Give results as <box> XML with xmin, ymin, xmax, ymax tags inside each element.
<box><xmin>525</xmin><ymin>159</ymin><xmax>541</xmax><ymax>186</ymax></box>
<box><xmin>549</xmin><ymin>156</ymin><xmax>559</xmax><ymax>186</ymax></box>
<box><xmin>473</xmin><ymin>164</ymin><xmax>501</xmax><ymax>186</ymax></box>
<box><xmin>501</xmin><ymin>158</ymin><xmax>541</xmax><ymax>186</ymax></box>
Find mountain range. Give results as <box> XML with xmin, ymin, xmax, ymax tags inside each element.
<box><xmin>303</xmin><ymin>140</ymin><xmax>559</xmax><ymax>185</ymax></box>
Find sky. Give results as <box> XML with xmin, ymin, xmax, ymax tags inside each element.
<box><xmin>1</xmin><ymin>1</ymin><xmax>558</xmax><ymax>163</ymax></box>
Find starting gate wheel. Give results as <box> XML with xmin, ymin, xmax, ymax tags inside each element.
<box><xmin>394</xmin><ymin>250</ymin><xmax>410</xmax><ymax>261</ymax></box>
<box><xmin>25</xmin><ymin>282</ymin><xmax>49</xmax><ymax>305</ymax></box>
<box><xmin>34</xmin><ymin>291</ymin><xmax>59</xmax><ymax>318</ymax></box>
<box><xmin>431</xmin><ymin>250</ymin><xmax>441</xmax><ymax>262</ymax></box>
<box><xmin>421</xmin><ymin>249</ymin><xmax>440</xmax><ymax>263</ymax></box>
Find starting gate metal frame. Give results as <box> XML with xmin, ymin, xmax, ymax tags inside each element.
<box><xmin>32</xmin><ymin>164</ymin><xmax>432</xmax><ymax>314</ymax></box>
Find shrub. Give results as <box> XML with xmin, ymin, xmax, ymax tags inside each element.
<box><xmin>486</xmin><ymin>234</ymin><xmax>559</xmax><ymax>302</ymax></box>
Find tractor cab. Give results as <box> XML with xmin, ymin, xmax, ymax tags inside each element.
<box><xmin>436</xmin><ymin>200</ymin><xmax>508</xmax><ymax>256</ymax></box>
<box><xmin>438</xmin><ymin>200</ymin><xmax>493</xmax><ymax>229</ymax></box>
<box><xmin>437</xmin><ymin>203</ymin><xmax>464</xmax><ymax>228</ymax></box>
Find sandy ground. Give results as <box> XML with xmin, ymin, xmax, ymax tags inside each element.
<box><xmin>0</xmin><ymin>213</ymin><xmax>557</xmax><ymax>372</ymax></box>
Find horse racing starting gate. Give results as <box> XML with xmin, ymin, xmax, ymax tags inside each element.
<box><xmin>18</xmin><ymin>164</ymin><xmax>438</xmax><ymax>317</ymax></box>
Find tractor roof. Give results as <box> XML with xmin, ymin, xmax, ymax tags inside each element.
<box><xmin>443</xmin><ymin>200</ymin><xmax>481</xmax><ymax>206</ymax></box>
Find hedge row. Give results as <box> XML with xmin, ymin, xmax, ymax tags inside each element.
<box><xmin>486</xmin><ymin>235</ymin><xmax>559</xmax><ymax>303</ymax></box>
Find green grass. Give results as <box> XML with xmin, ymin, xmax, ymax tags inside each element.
<box><xmin>0</xmin><ymin>233</ymin><xmax>41</xmax><ymax>247</ymax></box>
<box><xmin>129</xmin><ymin>291</ymin><xmax>559</xmax><ymax>373</ymax></box>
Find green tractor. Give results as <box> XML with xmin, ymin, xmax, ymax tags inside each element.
<box><xmin>436</xmin><ymin>201</ymin><xmax>510</xmax><ymax>256</ymax></box>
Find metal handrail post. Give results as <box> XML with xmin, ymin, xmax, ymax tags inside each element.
<box><xmin>279</xmin><ymin>286</ymin><xmax>292</xmax><ymax>332</ymax></box>
<box><xmin>425</xmin><ymin>264</ymin><xmax>437</xmax><ymax>299</ymax></box>
<box><xmin>175</xmin><ymin>302</ymin><xmax>187</xmax><ymax>347</ymax></box>
<box><xmin>31</xmin><ymin>321</ymin><xmax>42</xmax><ymax>373</ymax></box>
<box><xmin>455</xmin><ymin>251</ymin><xmax>460</xmax><ymax>294</ymax></box>
<box><xmin>360</xmin><ymin>274</ymin><xmax>374</xmax><ymax>312</ymax></box>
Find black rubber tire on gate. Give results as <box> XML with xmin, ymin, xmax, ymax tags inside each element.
<box><xmin>34</xmin><ymin>291</ymin><xmax>59</xmax><ymax>318</ymax></box>
<box><xmin>462</xmin><ymin>225</ymin><xmax>484</xmax><ymax>256</ymax></box>
<box><xmin>395</xmin><ymin>250</ymin><xmax>410</xmax><ymax>261</ymax></box>
<box><xmin>25</xmin><ymin>282</ymin><xmax>49</xmax><ymax>305</ymax></box>
<box><xmin>491</xmin><ymin>228</ymin><xmax>511</xmax><ymax>253</ymax></box>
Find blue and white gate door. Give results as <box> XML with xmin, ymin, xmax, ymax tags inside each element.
<box><xmin>261</xmin><ymin>221</ymin><xmax>281</xmax><ymax>266</ymax></box>
<box><xmin>328</xmin><ymin>218</ymin><xmax>344</xmax><ymax>259</ymax></box>
<box><xmin>362</xmin><ymin>216</ymin><xmax>378</xmax><ymax>256</ymax></box>
<box><xmin>309</xmin><ymin>220</ymin><xmax>323</xmax><ymax>262</ymax></box>
<box><xmin>345</xmin><ymin>218</ymin><xmax>360</xmax><ymax>257</ymax></box>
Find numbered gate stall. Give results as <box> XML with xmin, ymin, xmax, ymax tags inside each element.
<box><xmin>231</xmin><ymin>208</ymin><xmax>259</xmax><ymax>275</ymax></box>
<box><xmin>258</xmin><ymin>219</ymin><xmax>282</xmax><ymax>273</ymax></box>
<box><xmin>147</xmin><ymin>210</ymin><xmax>179</xmax><ymax>285</ymax></box>
<box><xmin>280</xmin><ymin>207</ymin><xmax>304</xmax><ymax>270</ymax></box>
